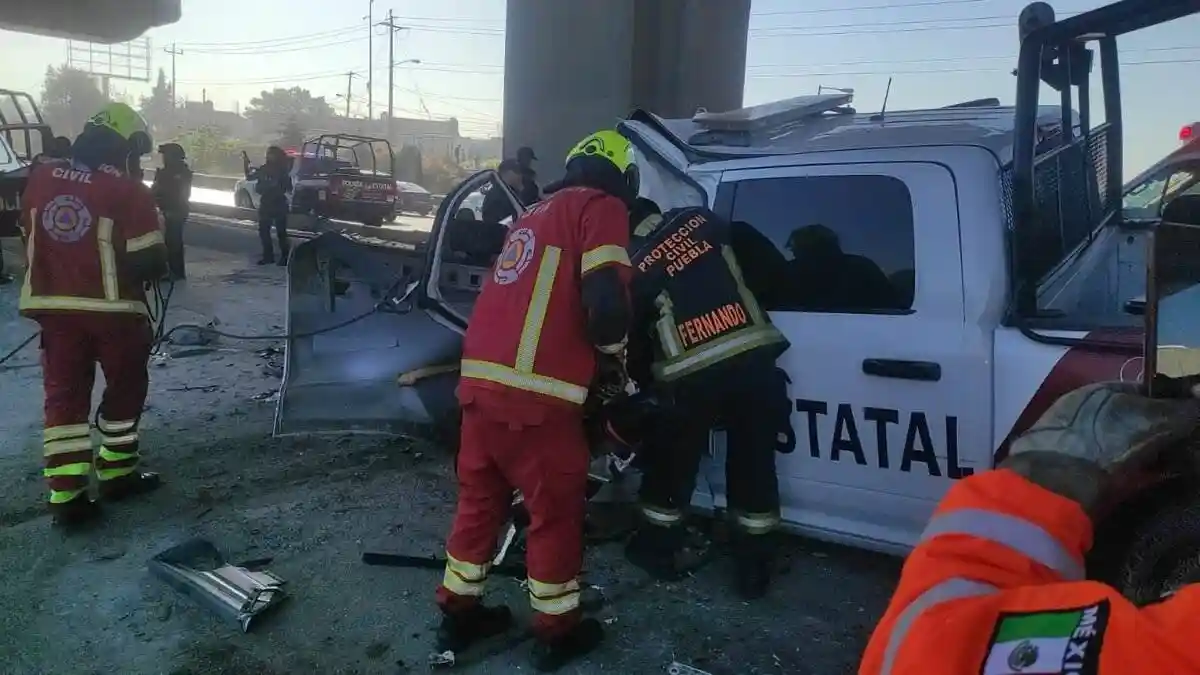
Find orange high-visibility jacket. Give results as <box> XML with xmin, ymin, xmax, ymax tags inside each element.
<box><xmin>19</xmin><ymin>159</ymin><xmax>163</xmax><ymax>317</ymax></box>
<box><xmin>460</xmin><ymin>186</ymin><xmax>631</xmax><ymax>409</ymax></box>
<box><xmin>859</xmin><ymin>468</ymin><xmax>1200</xmax><ymax>674</ymax></box>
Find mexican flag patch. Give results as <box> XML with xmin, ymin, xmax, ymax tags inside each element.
<box><xmin>980</xmin><ymin>602</ymin><xmax>1109</xmax><ymax>674</ymax></box>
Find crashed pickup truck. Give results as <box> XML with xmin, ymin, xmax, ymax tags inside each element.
<box><xmin>275</xmin><ymin>0</ymin><xmax>1200</xmax><ymax>603</ymax></box>
<box><xmin>0</xmin><ymin>89</ymin><xmax>51</xmax><ymax>240</ymax></box>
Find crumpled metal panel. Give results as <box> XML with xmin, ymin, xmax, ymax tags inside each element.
<box><xmin>274</xmin><ymin>232</ymin><xmax>461</xmax><ymax>437</ymax></box>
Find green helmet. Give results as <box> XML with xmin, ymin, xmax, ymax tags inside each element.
<box><xmin>85</xmin><ymin>102</ymin><xmax>152</xmax><ymax>156</ymax></box>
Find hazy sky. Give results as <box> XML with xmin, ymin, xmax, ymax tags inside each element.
<box><xmin>1</xmin><ymin>0</ymin><xmax>1197</xmax><ymax>171</ymax></box>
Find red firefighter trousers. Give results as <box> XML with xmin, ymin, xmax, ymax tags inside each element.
<box><xmin>436</xmin><ymin>394</ymin><xmax>590</xmax><ymax>640</ymax></box>
<box><xmin>36</xmin><ymin>313</ymin><xmax>152</xmax><ymax>506</ymax></box>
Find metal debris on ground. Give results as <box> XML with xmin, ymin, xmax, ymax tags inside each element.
<box><xmin>428</xmin><ymin>650</ymin><xmax>456</xmax><ymax>669</ymax></box>
<box><xmin>148</xmin><ymin>538</ymin><xmax>288</xmax><ymax>632</ymax></box>
<box><xmin>251</xmin><ymin>389</ymin><xmax>280</xmax><ymax>403</ymax></box>
<box><xmin>667</xmin><ymin>661</ymin><xmax>714</xmax><ymax>675</ymax></box>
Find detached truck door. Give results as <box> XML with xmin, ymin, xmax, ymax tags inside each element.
<box><xmin>709</xmin><ymin>160</ymin><xmax>990</xmax><ymax>552</ymax></box>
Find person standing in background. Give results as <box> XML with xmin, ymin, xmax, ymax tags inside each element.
<box><xmin>151</xmin><ymin>143</ymin><xmax>193</xmax><ymax>281</ymax></box>
<box><xmin>243</xmin><ymin>147</ymin><xmax>293</xmax><ymax>266</ymax></box>
<box><xmin>516</xmin><ymin>146</ymin><xmax>540</xmax><ymax>205</ymax></box>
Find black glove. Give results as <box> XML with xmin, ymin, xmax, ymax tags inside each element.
<box><xmin>594</xmin><ymin>353</ymin><xmax>629</xmax><ymax>403</ymax></box>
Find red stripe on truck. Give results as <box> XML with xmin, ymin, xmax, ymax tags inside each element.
<box><xmin>994</xmin><ymin>328</ymin><xmax>1143</xmax><ymax>463</ymax></box>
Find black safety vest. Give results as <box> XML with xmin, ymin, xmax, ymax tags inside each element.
<box><xmin>629</xmin><ymin>206</ymin><xmax>788</xmax><ymax>382</ymax></box>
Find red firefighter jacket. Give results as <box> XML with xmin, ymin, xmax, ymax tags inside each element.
<box><xmin>19</xmin><ymin>159</ymin><xmax>164</xmax><ymax>317</ymax></box>
<box><xmin>459</xmin><ymin>186</ymin><xmax>631</xmax><ymax>409</ymax></box>
<box><xmin>859</xmin><ymin>468</ymin><xmax>1200</xmax><ymax>674</ymax></box>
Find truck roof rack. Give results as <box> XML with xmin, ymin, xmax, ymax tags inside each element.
<box><xmin>692</xmin><ymin>92</ymin><xmax>855</xmax><ymax>133</ymax></box>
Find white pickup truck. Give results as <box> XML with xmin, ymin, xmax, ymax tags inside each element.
<box><xmin>277</xmin><ymin>1</ymin><xmax>1200</xmax><ymax>603</ymax></box>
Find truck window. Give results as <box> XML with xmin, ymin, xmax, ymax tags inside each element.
<box><xmin>728</xmin><ymin>174</ymin><xmax>916</xmax><ymax>313</ymax></box>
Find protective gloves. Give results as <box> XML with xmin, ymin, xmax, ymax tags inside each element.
<box><xmin>1001</xmin><ymin>381</ymin><xmax>1200</xmax><ymax>517</ymax></box>
<box><xmin>593</xmin><ymin>352</ymin><xmax>630</xmax><ymax>403</ymax></box>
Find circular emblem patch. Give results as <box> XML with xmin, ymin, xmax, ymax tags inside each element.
<box><xmin>1007</xmin><ymin>640</ymin><xmax>1038</xmax><ymax>671</ymax></box>
<box><xmin>493</xmin><ymin>227</ymin><xmax>536</xmax><ymax>285</ymax></box>
<box><xmin>41</xmin><ymin>194</ymin><xmax>93</xmax><ymax>243</ymax></box>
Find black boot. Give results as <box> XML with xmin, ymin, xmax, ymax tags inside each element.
<box><xmin>50</xmin><ymin>498</ymin><xmax>103</xmax><ymax>529</ymax></box>
<box><xmin>99</xmin><ymin>471</ymin><xmax>162</xmax><ymax>502</ymax></box>
<box><xmin>0</xmin><ymin>272</ymin><xmax>13</xmax><ymax>285</ymax></box>
<box><xmin>732</xmin><ymin>531</ymin><xmax>774</xmax><ymax>600</ymax></box>
<box><xmin>435</xmin><ymin>603</ymin><xmax>514</xmax><ymax>653</ymax></box>
<box><xmin>530</xmin><ymin>618</ymin><xmax>605</xmax><ymax>672</ymax></box>
<box><xmin>624</xmin><ymin>524</ymin><xmax>686</xmax><ymax>581</ymax></box>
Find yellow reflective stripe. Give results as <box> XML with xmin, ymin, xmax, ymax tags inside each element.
<box><xmin>721</xmin><ymin>245</ymin><xmax>767</xmax><ymax>324</ymax></box>
<box><xmin>100</xmin><ymin>432</ymin><xmax>138</xmax><ymax>446</ymax></box>
<box><xmin>654</xmin><ymin>324</ymin><xmax>784</xmax><ymax>382</ymax></box>
<box><xmin>98</xmin><ymin>418</ymin><xmax>136</xmax><ymax>433</ymax></box>
<box><xmin>640</xmin><ymin>504</ymin><xmax>682</xmax><ymax>525</ymax></box>
<box><xmin>735</xmin><ymin>511</ymin><xmax>780</xmax><ymax>535</ymax></box>
<box><xmin>442</xmin><ymin>553</ymin><xmax>489</xmax><ymax>597</ymax></box>
<box><xmin>654</xmin><ymin>292</ymin><xmax>684</xmax><ymax>358</ymax></box>
<box><xmin>514</xmin><ymin>245</ymin><xmax>561</xmax><ymax>372</ymax></box>
<box><xmin>19</xmin><ymin>208</ymin><xmax>37</xmax><ymax>300</ymax></box>
<box><xmin>580</xmin><ymin>244</ymin><xmax>631</xmax><ymax>275</ymax></box>
<box><xmin>98</xmin><ymin>447</ymin><xmax>138</xmax><ymax>462</ymax></box>
<box><xmin>126</xmin><ymin>229</ymin><xmax>164</xmax><ymax>253</ymax></box>
<box><xmin>44</xmin><ymin>424</ymin><xmax>92</xmax><ymax>442</ymax></box>
<box><xmin>460</xmin><ymin>359</ymin><xmax>589</xmax><ymax>405</ymax></box>
<box><xmin>97</xmin><ymin>466</ymin><xmax>136</xmax><ymax>481</ymax></box>
<box><xmin>49</xmin><ymin>488</ymin><xmax>87</xmax><ymax>504</ymax></box>
<box><xmin>18</xmin><ymin>295</ymin><xmax>148</xmax><ymax>314</ymax></box>
<box><xmin>44</xmin><ymin>462</ymin><xmax>91</xmax><ymax>477</ymax></box>
<box><xmin>44</xmin><ymin>438</ymin><xmax>94</xmax><ymax>456</ymax></box>
<box><xmin>528</xmin><ymin>578</ymin><xmax>581</xmax><ymax>616</ymax></box>
<box><xmin>97</xmin><ymin>217</ymin><xmax>118</xmax><ymax>301</ymax></box>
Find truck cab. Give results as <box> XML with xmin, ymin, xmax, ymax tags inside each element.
<box><xmin>277</xmin><ymin>0</ymin><xmax>1200</xmax><ymax>601</ymax></box>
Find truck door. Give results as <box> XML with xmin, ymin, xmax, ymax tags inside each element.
<box><xmin>706</xmin><ymin>161</ymin><xmax>990</xmax><ymax>552</ymax></box>
<box><xmin>420</xmin><ymin>169</ymin><xmax>526</xmax><ymax>332</ymax></box>
<box><xmin>273</xmin><ymin>170</ymin><xmax>522</xmax><ymax>438</ymax></box>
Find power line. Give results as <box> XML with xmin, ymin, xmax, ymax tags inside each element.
<box><xmin>746</xmin><ymin>57</ymin><xmax>1200</xmax><ymax>79</ymax></box>
<box><xmin>183</xmin><ymin>34</ymin><xmax>367</xmax><ymax>55</ymax></box>
<box><xmin>754</xmin><ymin>0</ymin><xmax>990</xmax><ymax>15</ymax></box>
<box><xmin>174</xmin><ymin>25</ymin><xmax>363</xmax><ymax>48</ymax></box>
<box><xmin>747</xmin><ymin>44</ymin><xmax>1200</xmax><ymax>70</ymax></box>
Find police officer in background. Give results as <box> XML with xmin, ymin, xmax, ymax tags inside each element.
<box><xmin>243</xmin><ymin>147</ymin><xmax>292</xmax><ymax>266</ymax></box>
<box><xmin>624</xmin><ymin>203</ymin><xmax>792</xmax><ymax>599</ymax></box>
<box><xmin>151</xmin><ymin>143</ymin><xmax>193</xmax><ymax>280</ymax></box>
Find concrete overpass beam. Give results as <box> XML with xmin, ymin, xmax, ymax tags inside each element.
<box><xmin>0</xmin><ymin>0</ymin><xmax>181</xmax><ymax>44</ymax></box>
<box><xmin>503</xmin><ymin>0</ymin><xmax>750</xmax><ymax>172</ymax></box>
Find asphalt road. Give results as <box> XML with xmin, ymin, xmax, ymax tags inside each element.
<box><xmin>0</xmin><ymin>217</ymin><xmax>903</xmax><ymax>675</ymax></box>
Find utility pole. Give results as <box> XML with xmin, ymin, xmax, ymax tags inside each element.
<box><xmin>376</xmin><ymin>9</ymin><xmax>406</xmax><ymax>141</ymax></box>
<box><xmin>366</xmin><ymin>0</ymin><xmax>375</xmax><ymax>120</ymax></box>
<box><xmin>164</xmin><ymin>43</ymin><xmax>183</xmax><ymax>109</ymax></box>
<box><xmin>344</xmin><ymin>71</ymin><xmax>359</xmax><ymax>117</ymax></box>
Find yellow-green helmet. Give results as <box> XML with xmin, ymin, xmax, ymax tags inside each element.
<box><xmin>565</xmin><ymin>130</ymin><xmax>634</xmax><ymax>173</ymax></box>
<box><xmin>85</xmin><ymin>102</ymin><xmax>152</xmax><ymax>155</ymax></box>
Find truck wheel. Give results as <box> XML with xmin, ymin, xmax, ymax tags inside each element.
<box><xmin>235</xmin><ymin>190</ymin><xmax>253</xmax><ymax>208</ymax></box>
<box><xmin>1117</xmin><ymin>495</ymin><xmax>1200</xmax><ymax>605</ymax></box>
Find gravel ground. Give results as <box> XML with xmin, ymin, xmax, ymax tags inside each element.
<box><xmin>0</xmin><ymin>240</ymin><xmax>901</xmax><ymax>675</ymax></box>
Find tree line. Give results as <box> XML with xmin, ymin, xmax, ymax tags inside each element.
<box><xmin>31</xmin><ymin>66</ymin><xmax>476</xmax><ymax>191</ymax></box>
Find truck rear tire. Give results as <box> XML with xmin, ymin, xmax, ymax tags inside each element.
<box><xmin>1117</xmin><ymin>495</ymin><xmax>1200</xmax><ymax>605</ymax></box>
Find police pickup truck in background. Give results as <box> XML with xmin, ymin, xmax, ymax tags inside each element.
<box><xmin>277</xmin><ymin>0</ymin><xmax>1200</xmax><ymax>603</ymax></box>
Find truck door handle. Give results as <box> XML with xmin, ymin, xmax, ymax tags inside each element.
<box><xmin>861</xmin><ymin>358</ymin><xmax>942</xmax><ymax>382</ymax></box>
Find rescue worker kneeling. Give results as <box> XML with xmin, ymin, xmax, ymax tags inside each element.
<box><xmin>623</xmin><ymin>203</ymin><xmax>791</xmax><ymax>599</ymax></box>
<box><xmin>860</xmin><ymin>380</ymin><xmax>1200</xmax><ymax>674</ymax></box>
<box><xmin>18</xmin><ymin>103</ymin><xmax>167</xmax><ymax>527</ymax></box>
<box><xmin>434</xmin><ymin>130</ymin><xmax>635</xmax><ymax>672</ymax></box>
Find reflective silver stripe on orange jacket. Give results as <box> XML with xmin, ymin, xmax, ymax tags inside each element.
<box><xmin>880</xmin><ymin>577</ymin><xmax>999</xmax><ymax>675</ymax></box>
<box><xmin>920</xmin><ymin>508</ymin><xmax>1085</xmax><ymax>581</ymax></box>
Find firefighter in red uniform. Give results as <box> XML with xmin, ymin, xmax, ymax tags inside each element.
<box><xmin>860</xmin><ymin>380</ymin><xmax>1200</xmax><ymax>674</ymax></box>
<box><xmin>19</xmin><ymin>103</ymin><xmax>167</xmax><ymax>527</ymax></box>
<box><xmin>434</xmin><ymin>130</ymin><xmax>636</xmax><ymax>672</ymax></box>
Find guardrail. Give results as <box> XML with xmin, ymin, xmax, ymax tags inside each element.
<box><xmin>187</xmin><ymin>201</ymin><xmax>434</xmax><ymax>249</ymax></box>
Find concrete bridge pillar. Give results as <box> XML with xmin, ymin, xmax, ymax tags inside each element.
<box><xmin>502</xmin><ymin>0</ymin><xmax>751</xmax><ymax>174</ymax></box>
